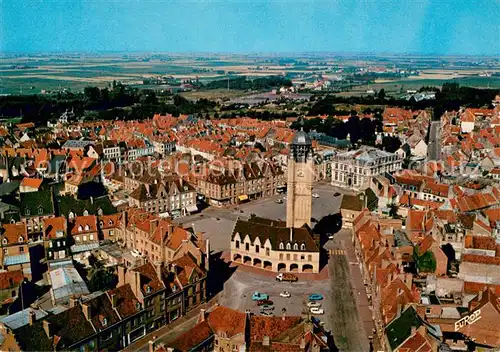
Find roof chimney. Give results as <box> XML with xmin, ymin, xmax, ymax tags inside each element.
<box><xmin>28</xmin><ymin>310</ymin><xmax>36</xmax><ymax>326</ymax></box>
<box><xmin>199</xmin><ymin>308</ymin><xmax>206</xmax><ymax>322</ymax></box>
<box><xmin>300</xmin><ymin>337</ymin><xmax>306</xmax><ymax>350</ymax></box>
<box><xmin>82</xmin><ymin>302</ymin><xmax>92</xmax><ymax>321</ymax></box>
<box><xmin>111</xmin><ymin>293</ymin><xmax>118</xmax><ymax>309</ymax></box>
<box><xmin>69</xmin><ymin>296</ymin><xmax>79</xmax><ymax>308</ymax></box>
<box><xmin>43</xmin><ymin>320</ymin><xmax>52</xmax><ymax>338</ymax></box>
<box><xmin>148</xmin><ymin>336</ymin><xmax>157</xmax><ymax>352</ymax></box>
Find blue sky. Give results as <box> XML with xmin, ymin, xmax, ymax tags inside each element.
<box><xmin>1</xmin><ymin>0</ymin><xmax>499</xmax><ymax>55</ymax></box>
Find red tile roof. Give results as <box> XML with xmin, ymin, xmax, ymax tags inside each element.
<box><xmin>107</xmin><ymin>284</ymin><xmax>141</xmax><ymax>318</ymax></box>
<box><xmin>207</xmin><ymin>305</ymin><xmax>246</xmax><ymax>337</ymax></box>
<box><xmin>20</xmin><ymin>177</ymin><xmax>43</xmax><ymax>189</ymax></box>
<box><xmin>1</xmin><ymin>223</ymin><xmax>28</xmax><ymax>244</ymax></box>
<box><xmin>43</xmin><ymin>217</ymin><xmax>67</xmax><ymax>239</ymax></box>
<box><xmin>250</xmin><ymin>316</ymin><xmax>301</xmax><ymax>342</ymax></box>
<box><xmin>0</xmin><ymin>270</ymin><xmax>24</xmax><ymax>289</ymax></box>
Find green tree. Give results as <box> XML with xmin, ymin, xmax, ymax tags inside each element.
<box><xmin>88</xmin><ymin>267</ymin><xmax>118</xmax><ymax>292</ymax></box>
<box><xmin>414</xmin><ymin>246</ymin><xmax>437</xmax><ymax>273</ymax></box>
<box><xmin>377</xmin><ymin>89</ymin><xmax>386</xmax><ymax>100</ymax></box>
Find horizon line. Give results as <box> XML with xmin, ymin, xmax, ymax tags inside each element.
<box><xmin>2</xmin><ymin>50</ymin><xmax>500</xmax><ymax>58</ymax></box>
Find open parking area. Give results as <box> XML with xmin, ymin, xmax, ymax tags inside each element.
<box><xmin>218</xmin><ymin>268</ymin><xmax>333</xmax><ymax>329</ymax></box>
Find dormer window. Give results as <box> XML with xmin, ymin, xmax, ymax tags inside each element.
<box><xmin>25</xmin><ymin>209</ymin><xmax>30</xmax><ymax>216</ymax></box>
<box><xmin>18</xmin><ymin>236</ymin><xmax>24</xmax><ymax>243</ymax></box>
<box><xmin>2</xmin><ymin>238</ymin><xmax>7</xmax><ymax>245</ymax></box>
<box><xmin>99</xmin><ymin>221</ymin><xmax>103</xmax><ymax>227</ymax></box>
<box><xmin>78</xmin><ymin>225</ymin><xmax>83</xmax><ymax>232</ymax></box>
<box><xmin>84</xmin><ymin>225</ymin><xmax>90</xmax><ymax>231</ymax></box>
<box><xmin>172</xmin><ymin>285</ymin><xmax>177</xmax><ymax>292</ymax></box>
<box><xmin>293</xmin><ymin>243</ymin><xmax>298</xmax><ymax>250</ymax></box>
<box><xmin>135</xmin><ymin>302</ymin><xmax>141</xmax><ymax>310</ymax></box>
<box><xmin>38</xmin><ymin>207</ymin><xmax>43</xmax><ymax>215</ymax></box>
<box><xmin>108</xmin><ymin>220</ymin><xmax>113</xmax><ymax>225</ymax></box>
<box><xmin>146</xmin><ymin>285</ymin><xmax>152</xmax><ymax>294</ymax></box>
<box><xmin>286</xmin><ymin>243</ymin><xmax>291</xmax><ymax>250</ymax></box>
<box><xmin>279</xmin><ymin>242</ymin><xmax>284</xmax><ymax>250</ymax></box>
<box><xmin>102</xmin><ymin>317</ymin><xmax>107</xmax><ymax>326</ymax></box>
<box><xmin>301</xmin><ymin>243</ymin><xmax>306</xmax><ymax>251</ymax></box>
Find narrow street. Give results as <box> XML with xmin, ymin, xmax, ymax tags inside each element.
<box><xmin>427</xmin><ymin>120</ymin><xmax>442</xmax><ymax>161</ymax></box>
<box><xmin>326</xmin><ymin>229</ymin><xmax>378</xmax><ymax>352</ymax></box>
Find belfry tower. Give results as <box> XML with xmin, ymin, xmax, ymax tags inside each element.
<box><xmin>286</xmin><ymin>127</ymin><xmax>313</xmax><ymax>228</ymax></box>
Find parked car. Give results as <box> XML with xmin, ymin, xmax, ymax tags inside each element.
<box><xmin>307</xmin><ymin>301</ymin><xmax>321</xmax><ymax>308</ymax></box>
<box><xmin>333</xmin><ymin>192</ymin><xmax>341</xmax><ymax>197</ymax></box>
<box><xmin>276</xmin><ymin>199</ymin><xmax>283</xmax><ymax>204</ymax></box>
<box><xmin>252</xmin><ymin>292</ymin><xmax>269</xmax><ymax>301</ymax></box>
<box><xmin>279</xmin><ymin>291</ymin><xmax>291</xmax><ymax>298</ymax></box>
<box><xmin>308</xmin><ymin>293</ymin><xmax>323</xmax><ymax>301</ymax></box>
<box><xmin>282</xmin><ymin>196</ymin><xmax>287</xmax><ymax>200</ymax></box>
<box><xmin>260</xmin><ymin>304</ymin><xmax>274</xmax><ymax>311</ymax></box>
<box><xmin>257</xmin><ymin>299</ymin><xmax>273</xmax><ymax>306</ymax></box>
<box><xmin>261</xmin><ymin>311</ymin><xmax>273</xmax><ymax>317</ymax></box>
<box><xmin>310</xmin><ymin>307</ymin><xmax>324</xmax><ymax>315</ymax></box>
<box><xmin>276</xmin><ymin>273</ymin><xmax>298</xmax><ymax>282</ymax></box>
<box><xmin>312</xmin><ymin>193</ymin><xmax>320</xmax><ymax>198</ymax></box>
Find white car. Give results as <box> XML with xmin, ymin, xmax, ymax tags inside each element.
<box><xmin>312</xmin><ymin>193</ymin><xmax>320</xmax><ymax>198</ymax></box>
<box><xmin>307</xmin><ymin>301</ymin><xmax>321</xmax><ymax>308</ymax></box>
<box><xmin>280</xmin><ymin>291</ymin><xmax>291</xmax><ymax>298</ymax></box>
<box><xmin>310</xmin><ymin>307</ymin><xmax>324</xmax><ymax>315</ymax></box>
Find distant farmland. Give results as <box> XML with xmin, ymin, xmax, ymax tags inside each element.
<box><xmin>0</xmin><ymin>54</ymin><xmax>498</xmax><ymax>95</ymax></box>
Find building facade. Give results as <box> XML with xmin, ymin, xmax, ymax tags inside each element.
<box><xmin>197</xmin><ymin>162</ymin><xmax>285</xmax><ymax>206</ymax></box>
<box><xmin>331</xmin><ymin>147</ymin><xmax>402</xmax><ymax>191</ymax></box>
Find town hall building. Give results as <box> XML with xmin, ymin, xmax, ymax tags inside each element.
<box><xmin>230</xmin><ymin>129</ymin><xmax>320</xmax><ymax>273</ymax></box>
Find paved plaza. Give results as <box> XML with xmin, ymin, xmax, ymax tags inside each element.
<box><xmin>175</xmin><ymin>182</ymin><xmax>373</xmax><ymax>351</ymax></box>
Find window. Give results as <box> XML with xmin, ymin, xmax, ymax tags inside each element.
<box><xmin>279</xmin><ymin>253</ymin><xmax>283</xmax><ymax>260</ymax></box>
<box><xmin>301</xmin><ymin>243</ymin><xmax>306</xmax><ymax>250</ymax></box>
<box><xmin>19</xmin><ymin>247</ymin><xmax>24</xmax><ymax>254</ymax></box>
<box><xmin>38</xmin><ymin>207</ymin><xmax>43</xmax><ymax>215</ymax></box>
<box><xmin>279</xmin><ymin>242</ymin><xmax>284</xmax><ymax>250</ymax></box>
<box><xmin>235</xmin><ymin>240</ymin><xmax>239</xmax><ymax>249</ymax></box>
<box><xmin>266</xmin><ymin>247</ymin><xmax>270</xmax><ymax>256</ymax></box>
<box><xmin>2</xmin><ymin>238</ymin><xmax>6</xmax><ymax>245</ymax></box>
<box><xmin>286</xmin><ymin>243</ymin><xmax>291</xmax><ymax>250</ymax></box>
<box><xmin>90</xmin><ymin>234</ymin><xmax>94</xmax><ymax>241</ymax></box>
<box><xmin>308</xmin><ymin>255</ymin><xmax>312</xmax><ymax>261</ymax></box>
<box><xmin>25</xmin><ymin>209</ymin><xmax>30</xmax><ymax>216</ymax></box>
<box><xmin>293</xmin><ymin>243</ymin><xmax>298</xmax><ymax>250</ymax></box>
<box><xmin>245</xmin><ymin>243</ymin><xmax>249</xmax><ymax>251</ymax></box>
<box><xmin>255</xmin><ymin>245</ymin><xmax>259</xmax><ymax>253</ymax></box>
<box><xmin>18</xmin><ymin>236</ymin><xmax>24</xmax><ymax>243</ymax></box>
<box><xmin>425</xmin><ymin>308</ymin><xmax>431</xmax><ymax>314</ymax></box>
